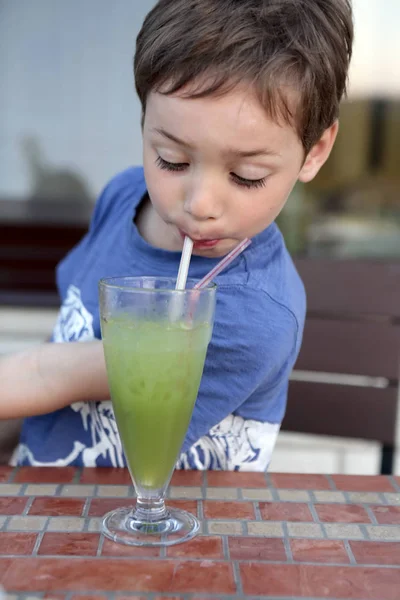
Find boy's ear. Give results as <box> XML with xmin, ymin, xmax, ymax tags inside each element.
<box><xmin>298</xmin><ymin>121</ymin><xmax>339</xmax><ymax>183</ymax></box>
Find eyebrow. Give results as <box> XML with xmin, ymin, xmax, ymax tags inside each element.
<box><xmin>152</xmin><ymin>127</ymin><xmax>281</xmax><ymax>158</ymax></box>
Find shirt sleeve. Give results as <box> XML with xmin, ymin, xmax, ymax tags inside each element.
<box><xmin>182</xmin><ymin>283</ymin><xmax>300</xmax><ymax>452</ymax></box>
<box><xmin>55</xmin><ymin>168</ymin><xmax>139</xmax><ymax>293</ymax></box>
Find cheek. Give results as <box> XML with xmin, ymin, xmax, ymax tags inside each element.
<box><xmin>144</xmin><ymin>163</ymin><xmax>181</xmax><ymax>215</ymax></box>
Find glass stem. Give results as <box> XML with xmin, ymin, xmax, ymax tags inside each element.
<box><xmin>134</xmin><ymin>496</ymin><xmax>168</xmax><ymax>522</ymax></box>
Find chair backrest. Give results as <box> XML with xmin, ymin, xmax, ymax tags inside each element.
<box><xmin>283</xmin><ymin>258</ymin><xmax>400</xmax><ymax>453</ymax></box>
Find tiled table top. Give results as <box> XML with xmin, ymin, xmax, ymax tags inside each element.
<box><xmin>0</xmin><ymin>467</ymin><xmax>399</xmax><ymax>600</ymax></box>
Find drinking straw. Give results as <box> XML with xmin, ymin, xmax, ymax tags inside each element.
<box><xmin>194</xmin><ymin>238</ymin><xmax>251</xmax><ymax>289</ymax></box>
<box><xmin>175</xmin><ymin>236</ymin><xmax>194</xmax><ymax>290</ymax></box>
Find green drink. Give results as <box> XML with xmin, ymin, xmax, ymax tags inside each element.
<box><xmin>102</xmin><ymin>317</ymin><xmax>211</xmax><ymax>490</ymax></box>
<box><xmin>99</xmin><ymin>276</ymin><xmax>215</xmax><ymax>547</ymax></box>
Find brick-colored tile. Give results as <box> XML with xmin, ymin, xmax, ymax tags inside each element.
<box><xmin>101</xmin><ymin>538</ymin><xmax>160</xmax><ymax>557</ymax></box>
<box><xmin>315</xmin><ymin>503</ymin><xmax>371</xmax><ymax>523</ymax></box>
<box><xmin>2</xmin><ymin>558</ymin><xmax>236</xmax><ymax>593</ymax></box>
<box><xmin>270</xmin><ymin>473</ymin><xmax>331</xmax><ymax>490</ymax></box>
<box><xmin>324</xmin><ymin>523</ymin><xmax>364</xmax><ymax>539</ymax></box>
<box><xmin>332</xmin><ymin>474</ymin><xmax>394</xmax><ymax>492</ymax></box>
<box><xmin>170</xmin><ymin>470</ymin><xmax>203</xmax><ymax>486</ymax></box>
<box><xmin>0</xmin><ymin>497</ymin><xmax>28</xmax><ymax>515</ymax></box>
<box><xmin>247</xmin><ymin>521</ymin><xmax>283</xmax><ymax>537</ymax></box>
<box><xmin>287</xmin><ymin>523</ymin><xmax>323</xmax><ymax>538</ymax></box>
<box><xmin>371</xmin><ymin>505</ymin><xmax>400</xmax><ymax>524</ymax></box>
<box><xmin>240</xmin><ymin>563</ymin><xmax>400</xmax><ymax>599</ymax></box>
<box><xmin>291</xmin><ymin>539</ymin><xmax>350</xmax><ymax>564</ymax></box>
<box><xmin>167</xmin><ymin>499</ymin><xmax>198</xmax><ymax>514</ymax></box>
<box><xmin>88</xmin><ymin>498</ymin><xmax>133</xmax><ymax>517</ymax></box>
<box><xmin>7</xmin><ymin>516</ymin><xmax>47</xmax><ymax>531</ymax></box>
<box><xmin>208</xmin><ymin>521</ymin><xmax>243</xmax><ymax>535</ymax></box>
<box><xmin>0</xmin><ymin>532</ymin><xmax>37</xmax><ymax>555</ymax></box>
<box><xmin>203</xmin><ymin>501</ymin><xmax>254</xmax><ymax>520</ymax></box>
<box><xmin>14</xmin><ymin>467</ymin><xmax>76</xmax><ymax>484</ymax></box>
<box><xmin>167</xmin><ymin>536</ymin><xmax>223</xmax><ymax>559</ymax></box>
<box><xmin>207</xmin><ymin>471</ymin><xmax>266</xmax><ymax>488</ymax></box>
<box><xmin>351</xmin><ymin>541</ymin><xmax>400</xmax><ymax>566</ymax></box>
<box><xmin>228</xmin><ymin>536</ymin><xmax>286</xmax><ymax>561</ymax></box>
<box><xmin>80</xmin><ymin>468</ymin><xmax>131</xmax><ymax>485</ymax></box>
<box><xmin>259</xmin><ymin>502</ymin><xmax>313</xmax><ymax>522</ymax></box>
<box><xmin>38</xmin><ymin>533</ymin><xmax>99</xmax><ymax>556</ymax></box>
<box><xmin>29</xmin><ymin>498</ymin><xmax>85</xmax><ymax>517</ymax></box>
<box><xmin>0</xmin><ymin>467</ymin><xmax>13</xmax><ymax>483</ymax></box>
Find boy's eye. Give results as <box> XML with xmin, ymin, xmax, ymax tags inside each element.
<box><xmin>156</xmin><ymin>156</ymin><xmax>188</xmax><ymax>172</ymax></box>
<box><xmin>231</xmin><ymin>173</ymin><xmax>267</xmax><ymax>190</ymax></box>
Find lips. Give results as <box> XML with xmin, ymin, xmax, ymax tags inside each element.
<box><xmin>179</xmin><ymin>229</ymin><xmax>220</xmax><ymax>248</ymax></box>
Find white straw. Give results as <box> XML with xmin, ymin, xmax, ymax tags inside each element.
<box><xmin>175</xmin><ymin>236</ymin><xmax>193</xmax><ymax>290</ymax></box>
<box><xmin>194</xmin><ymin>238</ymin><xmax>251</xmax><ymax>289</ymax></box>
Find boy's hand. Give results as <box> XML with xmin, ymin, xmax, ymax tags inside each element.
<box><xmin>0</xmin><ymin>341</ymin><xmax>110</xmax><ymax>419</ymax></box>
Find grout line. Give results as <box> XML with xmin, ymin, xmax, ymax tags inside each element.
<box><xmin>1</xmin><ymin>516</ymin><xmax>10</xmax><ymax>532</ymax></box>
<box><xmin>72</xmin><ymin>468</ymin><xmax>82</xmax><ymax>484</ymax></box>
<box><xmin>253</xmin><ymin>501</ymin><xmax>262</xmax><ymax>522</ymax></box>
<box><xmin>364</xmin><ymin>504</ymin><xmax>378</xmax><ymax>525</ymax></box>
<box><xmin>344</xmin><ymin>539</ymin><xmax>357</xmax><ymax>566</ymax></box>
<box><xmin>22</xmin><ymin>496</ymin><xmax>35</xmax><ymax>516</ymax></box>
<box><xmin>265</xmin><ymin>473</ymin><xmax>280</xmax><ymax>501</ymax></box>
<box><xmin>222</xmin><ymin>534</ymin><xmax>230</xmax><ymax>560</ymax></box>
<box><xmin>358</xmin><ymin>523</ymin><xmax>371</xmax><ymax>540</ymax></box>
<box><xmin>31</xmin><ymin>530</ymin><xmax>45</xmax><ymax>556</ymax></box>
<box><xmin>97</xmin><ymin>532</ymin><xmax>105</xmax><ymax>557</ymax></box>
<box><xmin>326</xmin><ymin>474</ymin><xmax>337</xmax><ymax>491</ymax></box>
<box><xmin>389</xmin><ymin>475</ymin><xmax>400</xmax><ymax>492</ymax></box>
<box><xmin>7</xmin><ymin>466</ymin><xmax>18</xmax><ymax>484</ymax></box>
<box><xmin>281</xmin><ymin>521</ymin><xmax>294</xmax><ymax>563</ymax></box>
<box><xmin>231</xmin><ymin>560</ymin><xmax>243</xmax><ymax>597</ymax></box>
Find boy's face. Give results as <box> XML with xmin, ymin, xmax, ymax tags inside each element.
<box><xmin>142</xmin><ymin>83</ymin><xmax>336</xmax><ymax>257</ymax></box>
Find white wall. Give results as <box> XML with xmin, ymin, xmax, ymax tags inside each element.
<box><xmin>0</xmin><ymin>0</ymin><xmax>156</xmax><ymax>199</ymax></box>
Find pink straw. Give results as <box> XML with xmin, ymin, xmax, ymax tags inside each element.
<box><xmin>194</xmin><ymin>238</ymin><xmax>251</xmax><ymax>289</ymax></box>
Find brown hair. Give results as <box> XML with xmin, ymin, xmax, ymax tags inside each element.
<box><xmin>134</xmin><ymin>0</ymin><xmax>353</xmax><ymax>153</ymax></box>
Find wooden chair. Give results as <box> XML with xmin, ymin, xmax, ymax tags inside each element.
<box><xmin>283</xmin><ymin>258</ymin><xmax>400</xmax><ymax>474</ymax></box>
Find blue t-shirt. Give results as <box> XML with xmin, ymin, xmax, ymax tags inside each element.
<box><xmin>18</xmin><ymin>167</ymin><xmax>306</xmax><ymax>467</ymax></box>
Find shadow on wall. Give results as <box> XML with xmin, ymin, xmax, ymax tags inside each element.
<box><xmin>20</xmin><ymin>135</ymin><xmax>93</xmax><ymax>212</ymax></box>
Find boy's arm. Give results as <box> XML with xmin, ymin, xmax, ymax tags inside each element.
<box><xmin>0</xmin><ymin>341</ymin><xmax>109</xmax><ymax>419</ymax></box>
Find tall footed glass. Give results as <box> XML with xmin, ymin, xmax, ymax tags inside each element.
<box><xmin>99</xmin><ymin>276</ymin><xmax>216</xmax><ymax>546</ymax></box>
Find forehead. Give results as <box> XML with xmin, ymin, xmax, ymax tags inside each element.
<box><xmin>145</xmin><ymin>84</ymin><xmax>301</xmax><ymax>152</ymax></box>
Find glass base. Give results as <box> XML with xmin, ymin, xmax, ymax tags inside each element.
<box><xmin>102</xmin><ymin>506</ymin><xmax>200</xmax><ymax>546</ymax></box>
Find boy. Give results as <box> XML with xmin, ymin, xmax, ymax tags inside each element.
<box><xmin>1</xmin><ymin>0</ymin><xmax>353</xmax><ymax>469</ymax></box>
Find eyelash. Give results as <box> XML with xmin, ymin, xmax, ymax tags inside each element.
<box><xmin>155</xmin><ymin>156</ymin><xmax>267</xmax><ymax>190</ymax></box>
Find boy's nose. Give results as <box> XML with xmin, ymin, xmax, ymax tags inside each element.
<box><xmin>183</xmin><ymin>187</ymin><xmax>222</xmax><ymax>221</ymax></box>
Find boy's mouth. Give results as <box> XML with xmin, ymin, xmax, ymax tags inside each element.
<box><xmin>179</xmin><ymin>230</ymin><xmax>221</xmax><ymax>249</ymax></box>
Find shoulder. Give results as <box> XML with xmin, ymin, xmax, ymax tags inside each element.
<box><xmin>90</xmin><ymin>166</ymin><xmax>146</xmax><ymax>229</ymax></box>
<box><xmin>242</xmin><ymin>224</ymin><xmax>306</xmax><ymax>351</ymax></box>
<box><xmin>213</xmin><ymin>281</ymin><xmax>299</xmax><ymax>367</ymax></box>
